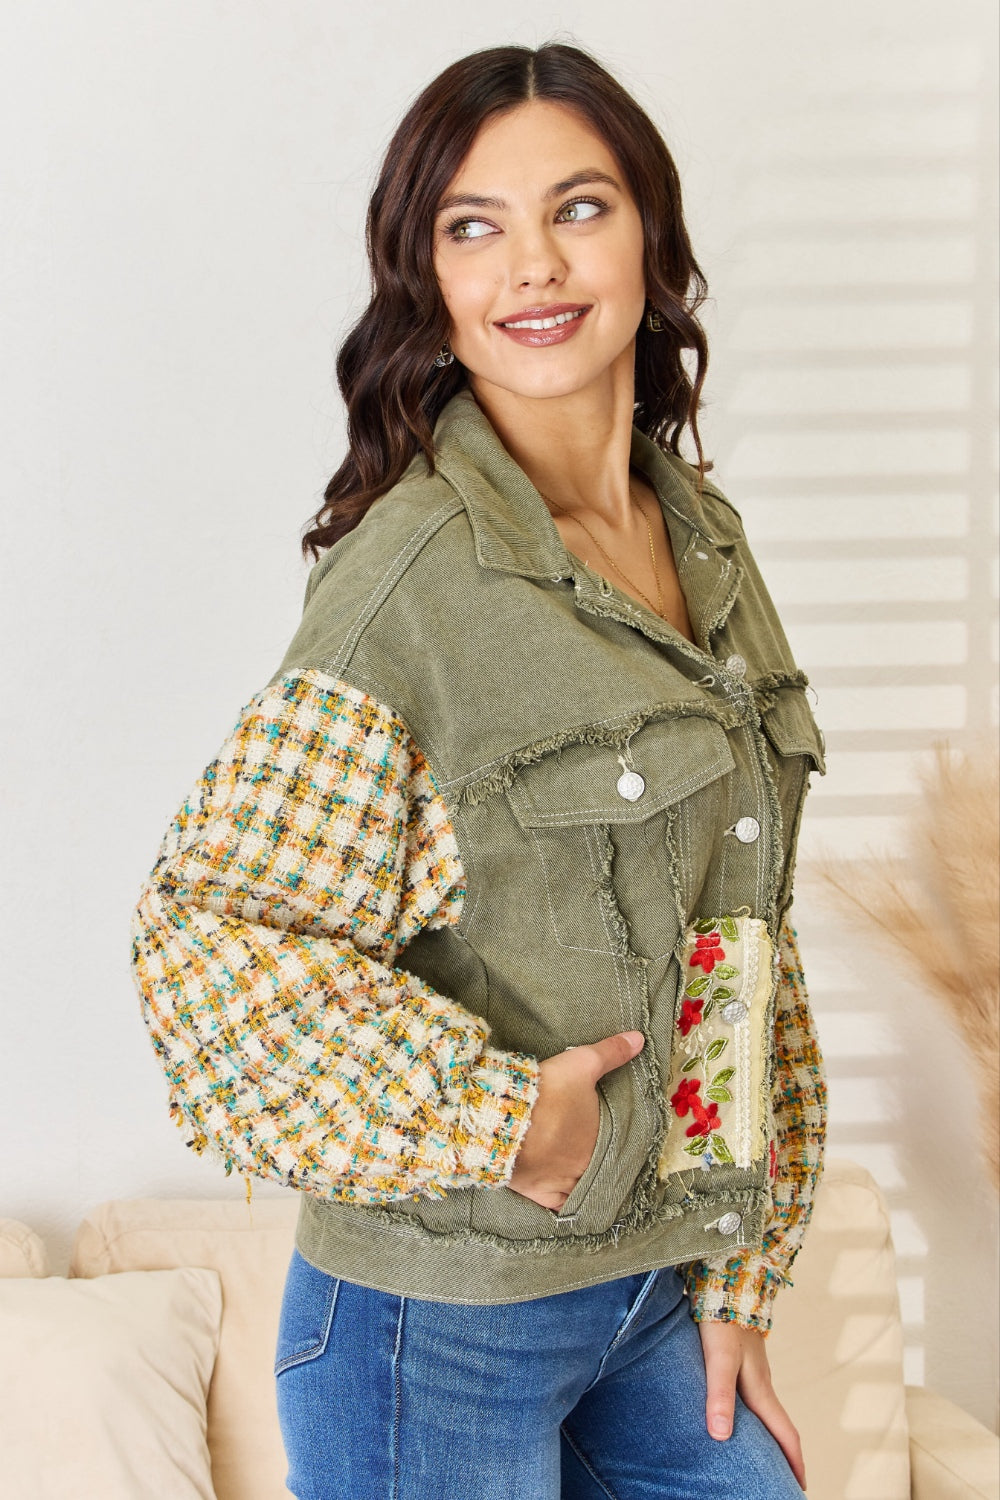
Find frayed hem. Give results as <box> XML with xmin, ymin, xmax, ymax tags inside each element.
<box><xmin>303</xmin><ymin>1179</ymin><xmax>773</xmax><ymax>1259</ymax></box>
<box><xmin>454</xmin><ymin>702</ymin><xmax>739</xmax><ymax>808</ymax></box>
<box><xmin>752</xmin><ymin>669</ymin><xmax>808</xmax><ymax>714</ymax></box>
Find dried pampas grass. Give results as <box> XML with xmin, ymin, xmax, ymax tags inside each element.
<box><xmin>818</xmin><ymin>734</ymin><xmax>999</xmax><ymax>1194</ymax></box>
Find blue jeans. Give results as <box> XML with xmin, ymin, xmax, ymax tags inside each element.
<box><xmin>274</xmin><ymin>1247</ymin><xmax>805</xmax><ymax>1500</ymax></box>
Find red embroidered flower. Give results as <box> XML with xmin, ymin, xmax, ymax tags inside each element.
<box><xmin>670</xmin><ymin>1077</ymin><xmax>702</xmax><ymax>1117</ymax></box>
<box><xmin>686</xmin><ymin>1099</ymin><xmax>721</xmax><ymax>1137</ymax></box>
<box><xmin>677</xmin><ymin>998</ymin><xmax>704</xmax><ymax>1036</ymax></box>
<box><xmin>689</xmin><ymin>933</ymin><xmax>725</xmax><ymax>973</ymax></box>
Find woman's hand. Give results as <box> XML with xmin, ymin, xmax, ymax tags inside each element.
<box><xmin>697</xmin><ymin>1321</ymin><xmax>806</xmax><ymax>1491</ymax></box>
<box><xmin>507</xmin><ymin>1031</ymin><xmax>645</xmax><ymax>1211</ymax></box>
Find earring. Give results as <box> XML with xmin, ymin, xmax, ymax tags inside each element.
<box><xmin>433</xmin><ymin>340</ymin><xmax>455</xmax><ymax>367</ymax></box>
<box><xmin>645</xmin><ymin>302</ymin><xmax>665</xmax><ymax>333</ymax></box>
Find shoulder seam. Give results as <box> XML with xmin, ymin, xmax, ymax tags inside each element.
<box><xmin>658</xmin><ymin>450</ymin><xmax>743</xmax><ymax>524</ymax></box>
<box><xmin>685</xmin><ymin>466</ymin><xmax>742</xmax><ymax>523</ymax></box>
<box><xmin>706</xmin><ymin>488</ymin><xmax>743</xmax><ymax>524</ymax></box>
<box><xmin>315</xmin><ymin>497</ymin><xmax>464</xmax><ymax>678</ymax></box>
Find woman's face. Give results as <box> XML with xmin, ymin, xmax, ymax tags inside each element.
<box><xmin>432</xmin><ymin>100</ymin><xmax>647</xmax><ymax>404</ymax></box>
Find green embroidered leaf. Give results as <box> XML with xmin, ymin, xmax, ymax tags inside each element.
<box><xmin>711</xmin><ymin>986</ymin><xmax>734</xmax><ymax>1001</ymax></box>
<box><xmin>711</xmin><ymin>1067</ymin><xmax>736</xmax><ymax>1087</ymax></box>
<box><xmin>681</xmin><ymin>1055</ymin><xmax>701</xmax><ymax>1073</ymax></box>
<box><xmin>683</xmin><ymin>1136</ymin><xmax>709</xmax><ymax>1155</ymax></box>
<box><xmin>714</xmin><ymin>963</ymin><xmax>739</xmax><ymax>980</ymax></box>
<box><xmin>685</xmin><ymin>975</ymin><xmax>710</xmax><ymax>997</ymax></box>
<box><xmin>706</xmin><ymin>1086</ymin><xmax>732</xmax><ymax>1103</ymax></box>
<box><xmin>711</xmin><ymin>1135</ymin><xmax>734</xmax><ymax>1164</ymax></box>
<box><xmin>720</xmin><ymin>915</ymin><xmax>739</xmax><ymax>942</ymax></box>
<box><xmin>694</xmin><ymin>919</ymin><xmax>718</xmax><ymax>935</ymax></box>
<box><xmin>706</xmin><ymin>1038</ymin><xmax>728</xmax><ymax>1061</ymax></box>
<box><xmin>702</xmin><ymin>999</ymin><xmax>716</xmax><ymax>1021</ymax></box>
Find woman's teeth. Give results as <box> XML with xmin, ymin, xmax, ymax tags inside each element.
<box><xmin>501</xmin><ymin>309</ymin><xmax>586</xmax><ymax>330</ymax></box>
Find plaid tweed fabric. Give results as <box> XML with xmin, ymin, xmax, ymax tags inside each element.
<box><xmin>130</xmin><ymin>669</ymin><xmax>541</xmax><ymax>1204</ymax></box>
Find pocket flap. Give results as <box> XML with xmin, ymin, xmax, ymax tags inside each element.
<box><xmin>760</xmin><ymin>689</ymin><xmax>826</xmax><ymax>774</ymax></box>
<box><xmin>508</xmin><ymin>715</ymin><xmax>735</xmax><ymax>828</ymax></box>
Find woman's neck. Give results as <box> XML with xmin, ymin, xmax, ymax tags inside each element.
<box><xmin>466</xmin><ymin>359</ymin><xmax>640</xmax><ymax>529</ymax></box>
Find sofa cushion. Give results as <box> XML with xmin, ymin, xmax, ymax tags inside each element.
<box><xmin>0</xmin><ymin>1218</ymin><xmax>48</xmax><ymax>1277</ymax></box>
<box><xmin>0</xmin><ymin>1266</ymin><xmax>221</xmax><ymax>1500</ymax></box>
<box><xmin>767</xmin><ymin>1158</ymin><xmax>911</xmax><ymax>1500</ymax></box>
<box><xmin>906</xmin><ymin>1386</ymin><xmax>1000</xmax><ymax>1500</ymax></box>
<box><xmin>71</xmin><ymin>1194</ymin><xmax>299</xmax><ymax>1500</ymax></box>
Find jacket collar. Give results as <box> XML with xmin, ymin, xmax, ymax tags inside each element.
<box><xmin>430</xmin><ymin>387</ymin><xmax>742</xmax><ymax>580</ymax></box>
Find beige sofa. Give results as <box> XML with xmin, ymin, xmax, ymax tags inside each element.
<box><xmin>1</xmin><ymin>1158</ymin><xmax>996</xmax><ymax>1500</ymax></box>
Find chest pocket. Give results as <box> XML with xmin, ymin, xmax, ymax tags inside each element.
<box><xmin>760</xmin><ymin>687</ymin><xmax>826</xmax><ymax>774</ymax></box>
<box><xmin>506</xmin><ymin>715</ymin><xmax>735</xmax><ymax>960</ymax></box>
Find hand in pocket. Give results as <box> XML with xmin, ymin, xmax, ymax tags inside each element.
<box><xmin>507</xmin><ymin>1031</ymin><xmax>645</xmax><ymax>1211</ymax></box>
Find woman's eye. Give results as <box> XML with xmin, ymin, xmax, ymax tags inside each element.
<box><xmin>445</xmin><ymin>218</ymin><xmax>495</xmax><ymax>241</ymax></box>
<box><xmin>557</xmin><ymin>198</ymin><xmax>605</xmax><ymax>222</ymax></box>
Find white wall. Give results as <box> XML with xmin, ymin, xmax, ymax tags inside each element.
<box><xmin>2</xmin><ymin>0</ymin><xmax>996</xmax><ymax>1431</ymax></box>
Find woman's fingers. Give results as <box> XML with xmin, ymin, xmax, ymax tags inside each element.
<box><xmin>698</xmin><ymin>1321</ymin><xmax>807</xmax><ymax>1492</ymax></box>
<box><xmin>733</xmin><ymin>1329</ymin><xmax>806</xmax><ymax>1489</ymax></box>
<box><xmin>739</xmin><ymin>1376</ymin><xmax>806</xmax><ymax>1490</ymax></box>
<box><xmin>698</xmin><ymin>1321</ymin><xmax>742</xmax><ymax>1438</ymax></box>
<box><xmin>585</xmin><ymin>1030</ymin><xmax>645</xmax><ymax>1079</ymax></box>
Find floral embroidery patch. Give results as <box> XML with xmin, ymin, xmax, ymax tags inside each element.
<box><xmin>657</xmin><ymin>913</ymin><xmax>776</xmax><ymax>1180</ymax></box>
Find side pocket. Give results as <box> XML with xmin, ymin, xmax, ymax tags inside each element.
<box><xmin>274</xmin><ymin>1247</ymin><xmax>340</xmax><ymax>1376</ymax></box>
<box><xmin>550</xmin><ymin>1081</ymin><xmax>615</xmax><ymax>1225</ymax></box>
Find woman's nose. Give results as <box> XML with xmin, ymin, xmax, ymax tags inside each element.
<box><xmin>505</xmin><ymin>224</ymin><xmax>568</xmax><ymax>290</ymax></box>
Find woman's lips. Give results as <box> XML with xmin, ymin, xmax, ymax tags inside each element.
<box><xmin>495</xmin><ymin>306</ymin><xmax>591</xmax><ymax>347</ymax></box>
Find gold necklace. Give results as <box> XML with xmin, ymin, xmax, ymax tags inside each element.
<box><xmin>541</xmin><ymin>483</ymin><xmax>665</xmax><ymax>617</ymax></box>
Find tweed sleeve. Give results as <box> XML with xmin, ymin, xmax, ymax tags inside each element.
<box><xmin>129</xmin><ymin>668</ymin><xmax>541</xmax><ymax>1204</ymax></box>
<box><xmin>680</xmin><ymin>916</ymin><xmax>827</xmax><ymax>1333</ymax></box>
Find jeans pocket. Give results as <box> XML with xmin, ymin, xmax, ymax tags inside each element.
<box><xmin>274</xmin><ymin>1246</ymin><xmax>340</xmax><ymax>1376</ymax></box>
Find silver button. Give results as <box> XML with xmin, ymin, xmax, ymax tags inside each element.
<box><xmin>734</xmin><ymin>816</ymin><xmax>760</xmax><ymax>843</ymax></box>
<box><xmin>716</xmin><ymin>1211</ymin><xmax>742</xmax><ymax>1236</ymax></box>
<box><xmin>616</xmin><ymin>769</ymin><xmax>645</xmax><ymax>802</ymax></box>
<box><xmin>720</xmin><ymin>999</ymin><xmax>748</xmax><ymax>1025</ymax></box>
<box><xmin>725</xmin><ymin>653</ymin><xmax>747</xmax><ymax>677</ymax></box>
<box><xmin>694</xmin><ymin>549</ymin><xmax>709</xmax><ymax>561</ymax></box>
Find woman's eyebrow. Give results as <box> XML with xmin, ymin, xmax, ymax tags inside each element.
<box><xmin>435</xmin><ymin>168</ymin><xmax>622</xmax><ymax>216</ymax></box>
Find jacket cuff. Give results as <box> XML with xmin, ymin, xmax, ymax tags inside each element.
<box><xmin>681</xmin><ymin>1252</ymin><xmax>789</xmax><ymax>1335</ymax></box>
<box><xmin>448</xmin><ymin>1046</ymin><xmax>542</xmax><ymax>1191</ymax></box>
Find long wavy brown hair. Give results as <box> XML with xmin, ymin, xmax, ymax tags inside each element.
<box><xmin>302</xmin><ymin>41</ymin><xmax>713</xmax><ymax>559</ymax></box>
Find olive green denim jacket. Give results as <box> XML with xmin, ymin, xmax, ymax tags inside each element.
<box><xmin>131</xmin><ymin>387</ymin><xmax>827</xmax><ymax>1325</ymax></box>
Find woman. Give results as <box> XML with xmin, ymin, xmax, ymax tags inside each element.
<box><xmin>131</xmin><ymin>41</ymin><xmax>827</xmax><ymax>1500</ymax></box>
